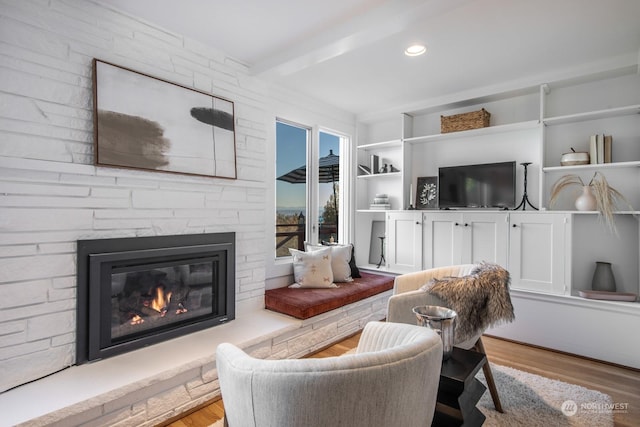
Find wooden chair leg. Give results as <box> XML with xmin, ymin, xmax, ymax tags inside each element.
<box><xmin>474</xmin><ymin>337</ymin><xmax>504</xmax><ymax>413</ymax></box>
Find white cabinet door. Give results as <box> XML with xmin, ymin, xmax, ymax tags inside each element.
<box><xmin>422</xmin><ymin>212</ymin><xmax>463</xmax><ymax>268</ymax></box>
<box><xmin>509</xmin><ymin>212</ymin><xmax>570</xmax><ymax>294</ymax></box>
<box><xmin>462</xmin><ymin>212</ymin><xmax>510</xmax><ymax>267</ymax></box>
<box><xmin>422</xmin><ymin>211</ymin><xmax>509</xmax><ymax>269</ymax></box>
<box><xmin>386</xmin><ymin>211</ymin><xmax>422</xmax><ymax>273</ymax></box>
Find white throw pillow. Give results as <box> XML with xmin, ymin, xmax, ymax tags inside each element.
<box><xmin>305</xmin><ymin>243</ymin><xmax>354</xmax><ymax>282</ymax></box>
<box><xmin>288</xmin><ymin>247</ymin><xmax>336</xmax><ymax>288</ymax></box>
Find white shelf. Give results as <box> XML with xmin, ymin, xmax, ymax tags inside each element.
<box><xmin>542</xmin><ymin>104</ymin><xmax>640</xmax><ymax>126</ymax></box>
<box><xmin>357</xmin><ymin>171</ymin><xmax>402</xmax><ymax>180</ymax></box>
<box><xmin>358</xmin><ymin>265</ymin><xmax>398</xmax><ymax>274</ymax></box>
<box><xmin>356</xmin><ymin>209</ymin><xmax>394</xmax><ymax>213</ymax></box>
<box><xmin>542</xmin><ymin>210</ymin><xmax>640</xmax><ymax>216</ymax></box>
<box><xmin>357</xmin><ymin>139</ymin><xmax>402</xmax><ymax>150</ymax></box>
<box><xmin>510</xmin><ymin>289</ymin><xmax>639</xmax><ymax>316</ymax></box>
<box><xmin>543</xmin><ymin>161</ymin><xmax>640</xmax><ymax>172</ymax></box>
<box><xmin>404</xmin><ymin>120</ymin><xmax>540</xmax><ymax>145</ymax></box>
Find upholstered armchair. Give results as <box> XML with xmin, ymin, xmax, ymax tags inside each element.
<box><xmin>387</xmin><ymin>263</ymin><xmax>515</xmax><ymax>413</ymax></box>
<box><xmin>217</xmin><ymin>321</ymin><xmax>443</xmax><ymax>427</ymax></box>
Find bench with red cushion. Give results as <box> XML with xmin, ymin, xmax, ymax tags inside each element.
<box><xmin>265</xmin><ymin>271</ymin><xmax>395</xmax><ymax>320</ymax></box>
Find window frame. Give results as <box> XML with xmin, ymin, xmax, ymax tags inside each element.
<box><xmin>273</xmin><ymin>119</ymin><xmax>352</xmax><ymax>258</ymax></box>
<box><xmin>266</xmin><ymin>109</ymin><xmax>354</xmax><ymax>286</ymax></box>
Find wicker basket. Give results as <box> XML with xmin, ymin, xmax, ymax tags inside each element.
<box><xmin>441</xmin><ymin>108</ymin><xmax>491</xmax><ymax>133</ymax></box>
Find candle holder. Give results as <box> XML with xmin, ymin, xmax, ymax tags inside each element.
<box><xmin>376</xmin><ymin>236</ymin><xmax>386</xmax><ymax>268</ymax></box>
<box><xmin>514</xmin><ymin>162</ymin><xmax>538</xmax><ymax>211</ymax></box>
<box><xmin>408</xmin><ymin>184</ymin><xmax>415</xmax><ymax>210</ymax></box>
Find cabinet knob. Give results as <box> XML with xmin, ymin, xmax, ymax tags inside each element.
<box><xmin>512</xmin><ymin>223</ymin><xmax>518</xmax><ymax>228</ymax></box>
<box><xmin>454</xmin><ymin>222</ymin><xmax>460</xmax><ymax>226</ymax></box>
<box><xmin>464</xmin><ymin>223</ymin><xmax>469</xmax><ymax>227</ymax></box>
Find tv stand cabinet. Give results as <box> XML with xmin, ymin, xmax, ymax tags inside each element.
<box><xmin>422</xmin><ymin>211</ymin><xmax>509</xmax><ymax>270</ymax></box>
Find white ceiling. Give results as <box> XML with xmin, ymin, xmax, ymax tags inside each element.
<box><xmin>97</xmin><ymin>0</ymin><xmax>640</xmax><ymax>118</ymax></box>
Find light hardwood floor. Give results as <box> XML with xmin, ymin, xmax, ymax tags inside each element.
<box><xmin>164</xmin><ymin>333</ymin><xmax>639</xmax><ymax>427</ymax></box>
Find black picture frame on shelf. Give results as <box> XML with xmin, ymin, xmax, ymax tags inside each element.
<box><xmin>416</xmin><ymin>176</ymin><xmax>438</xmax><ymax>209</ymax></box>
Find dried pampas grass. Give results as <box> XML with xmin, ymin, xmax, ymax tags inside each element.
<box><xmin>550</xmin><ymin>171</ymin><xmax>633</xmax><ymax>233</ymax></box>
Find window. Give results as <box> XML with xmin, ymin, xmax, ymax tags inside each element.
<box><xmin>275</xmin><ymin>119</ymin><xmax>348</xmax><ymax>258</ymax></box>
<box><xmin>275</xmin><ymin>121</ymin><xmax>309</xmax><ymax>258</ymax></box>
<box><xmin>317</xmin><ymin>131</ymin><xmax>340</xmax><ymax>244</ymax></box>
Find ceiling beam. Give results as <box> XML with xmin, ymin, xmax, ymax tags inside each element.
<box><xmin>251</xmin><ymin>0</ymin><xmax>475</xmax><ymax>78</ymax></box>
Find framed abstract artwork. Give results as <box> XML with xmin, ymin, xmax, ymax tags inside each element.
<box><xmin>93</xmin><ymin>59</ymin><xmax>236</xmax><ymax>179</ymax></box>
<box><xmin>416</xmin><ymin>176</ymin><xmax>438</xmax><ymax>209</ymax></box>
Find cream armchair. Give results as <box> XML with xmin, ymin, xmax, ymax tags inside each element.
<box><xmin>217</xmin><ymin>321</ymin><xmax>443</xmax><ymax>427</ymax></box>
<box><xmin>387</xmin><ymin>264</ymin><xmax>505</xmax><ymax>413</ymax></box>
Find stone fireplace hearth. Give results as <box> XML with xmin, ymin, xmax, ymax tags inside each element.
<box><xmin>0</xmin><ymin>289</ymin><xmax>392</xmax><ymax>427</ymax></box>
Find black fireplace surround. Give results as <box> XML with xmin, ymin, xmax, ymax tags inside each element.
<box><xmin>76</xmin><ymin>233</ymin><xmax>235</xmax><ymax>363</ymax></box>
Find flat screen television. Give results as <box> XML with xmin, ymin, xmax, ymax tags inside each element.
<box><xmin>438</xmin><ymin>161</ymin><xmax>516</xmax><ymax>209</ymax></box>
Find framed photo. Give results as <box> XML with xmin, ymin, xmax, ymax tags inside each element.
<box><xmin>93</xmin><ymin>59</ymin><xmax>236</xmax><ymax>179</ymax></box>
<box><xmin>416</xmin><ymin>176</ymin><xmax>438</xmax><ymax>209</ymax></box>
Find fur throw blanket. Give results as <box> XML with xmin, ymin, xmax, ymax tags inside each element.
<box><xmin>422</xmin><ymin>263</ymin><xmax>515</xmax><ymax>343</ymax></box>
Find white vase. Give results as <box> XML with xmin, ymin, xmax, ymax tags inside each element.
<box><xmin>575</xmin><ymin>185</ymin><xmax>597</xmax><ymax>211</ymax></box>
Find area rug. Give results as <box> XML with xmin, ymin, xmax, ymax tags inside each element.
<box><xmin>477</xmin><ymin>363</ymin><xmax>613</xmax><ymax>426</ymax></box>
<box><xmin>210</xmin><ymin>363</ymin><xmax>613</xmax><ymax>427</ymax></box>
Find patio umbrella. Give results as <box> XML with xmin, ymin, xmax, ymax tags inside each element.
<box><xmin>277</xmin><ymin>149</ymin><xmax>339</xmax><ymax>229</ymax></box>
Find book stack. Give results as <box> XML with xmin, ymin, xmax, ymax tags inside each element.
<box><xmin>370</xmin><ymin>194</ymin><xmax>391</xmax><ymax>210</ymax></box>
<box><xmin>369</xmin><ymin>203</ymin><xmax>391</xmax><ymax>210</ymax></box>
<box><xmin>589</xmin><ymin>134</ymin><xmax>612</xmax><ymax>164</ymax></box>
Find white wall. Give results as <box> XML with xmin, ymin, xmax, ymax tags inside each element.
<box><xmin>0</xmin><ymin>0</ymin><xmax>354</xmax><ymax>393</ymax></box>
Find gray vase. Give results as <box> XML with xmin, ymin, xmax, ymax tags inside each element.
<box><xmin>591</xmin><ymin>261</ymin><xmax>616</xmax><ymax>292</ymax></box>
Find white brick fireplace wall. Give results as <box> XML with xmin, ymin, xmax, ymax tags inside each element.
<box><xmin>0</xmin><ymin>0</ymin><xmax>355</xmax><ymax>403</ymax></box>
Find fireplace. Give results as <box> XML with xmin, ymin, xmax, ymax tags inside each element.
<box><xmin>76</xmin><ymin>233</ymin><xmax>235</xmax><ymax>363</ymax></box>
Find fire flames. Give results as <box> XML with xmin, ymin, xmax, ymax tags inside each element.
<box><xmin>128</xmin><ymin>285</ymin><xmax>176</xmax><ymax>325</ymax></box>
<box><xmin>150</xmin><ymin>286</ymin><xmax>172</xmax><ymax>315</ymax></box>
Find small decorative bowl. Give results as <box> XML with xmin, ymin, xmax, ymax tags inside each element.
<box><xmin>561</xmin><ymin>151</ymin><xmax>589</xmax><ymax>166</ymax></box>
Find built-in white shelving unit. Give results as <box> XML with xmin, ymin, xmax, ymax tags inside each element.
<box><xmin>353</xmin><ymin>67</ymin><xmax>640</xmax><ymax>368</ymax></box>
<box><xmin>354</xmin><ymin>66</ymin><xmax>640</xmax><ymax>296</ymax></box>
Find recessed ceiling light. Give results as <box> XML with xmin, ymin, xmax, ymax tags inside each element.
<box><xmin>405</xmin><ymin>44</ymin><xmax>426</xmax><ymax>57</ymax></box>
